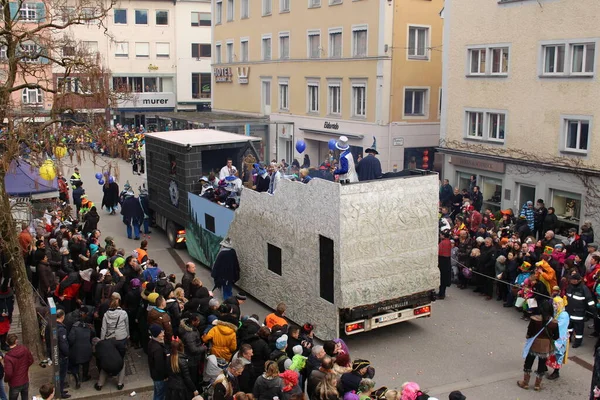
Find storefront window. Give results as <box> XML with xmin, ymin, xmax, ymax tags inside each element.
<box><xmin>457</xmin><ymin>172</ymin><xmax>472</xmax><ymax>193</ymax></box>
<box><xmin>481</xmin><ymin>176</ymin><xmax>502</xmax><ymax>212</ymax></box>
<box><xmin>403</xmin><ymin>147</ymin><xmax>436</xmax><ymax>171</ymax></box>
<box><xmin>552</xmin><ymin>189</ymin><xmax>581</xmax><ymax>222</ymax></box>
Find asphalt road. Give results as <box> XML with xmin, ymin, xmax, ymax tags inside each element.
<box><xmin>73</xmin><ymin>153</ymin><xmax>595</xmax><ymax>400</ymax></box>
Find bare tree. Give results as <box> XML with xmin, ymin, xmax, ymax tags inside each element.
<box><xmin>0</xmin><ymin>0</ymin><xmax>125</xmax><ymax>359</ymax></box>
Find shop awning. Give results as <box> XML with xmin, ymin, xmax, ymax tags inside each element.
<box><xmin>299</xmin><ymin>128</ymin><xmax>364</xmax><ymax>140</ymax></box>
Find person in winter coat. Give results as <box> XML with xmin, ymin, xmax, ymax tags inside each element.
<box><xmin>120</xmin><ymin>191</ymin><xmax>144</xmax><ymax>240</ymax></box>
<box><xmin>567</xmin><ymin>273</ymin><xmax>597</xmax><ymax>348</ymax></box>
<box><xmin>37</xmin><ymin>254</ymin><xmax>55</xmax><ymax>298</ymax></box>
<box><xmin>55</xmin><ymin>270</ymin><xmax>86</xmax><ymax>314</ymax></box>
<box><xmin>213</xmin><ymin>359</ymin><xmax>244</xmax><ymax>400</ymax></box>
<box><xmin>4</xmin><ymin>334</ymin><xmax>33</xmax><ymax>400</ymax></box>
<box><xmin>178</xmin><ymin>315</ymin><xmax>206</xmax><ymax>390</ymax></box>
<box><xmin>253</xmin><ymin>360</ymin><xmax>283</xmax><ymax>400</ymax></box>
<box><xmin>72</xmin><ymin>183</ymin><xmax>85</xmax><ymax>215</ymax></box>
<box><xmin>238</xmin><ymin>315</ymin><xmax>261</xmax><ymax>347</ymax></box>
<box><xmin>82</xmin><ymin>206</ymin><xmax>100</xmax><ymax>237</ymax></box>
<box><xmin>155</xmin><ymin>273</ymin><xmax>174</xmax><ymax>300</ymax></box>
<box><xmin>211</xmin><ymin>239</ymin><xmax>240</xmax><ymax>300</ymax></box>
<box><xmin>224</xmin><ymin>293</ymin><xmax>246</xmax><ymax>321</ymax></box>
<box><xmin>147</xmin><ymin>296</ymin><xmax>174</xmax><ymax>345</ymax></box>
<box><xmin>55</xmin><ymin>310</ymin><xmax>70</xmax><ymax>398</ymax></box>
<box><xmin>280</xmin><ymin>370</ymin><xmax>302</xmax><ymax>400</ymax></box>
<box><xmin>476</xmin><ymin>238</ymin><xmax>498</xmax><ymax>300</ymax></box>
<box><xmin>68</xmin><ymin>312</ymin><xmax>95</xmax><ymax>389</ymax></box>
<box><xmin>202</xmin><ymin>314</ymin><xmax>238</xmax><ymax>361</ymax></box>
<box><xmin>181</xmin><ymin>262</ymin><xmax>196</xmax><ymax>299</ymax></box>
<box><xmin>94</xmin><ymin>336</ymin><xmax>127</xmax><ymax>391</ymax></box>
<box><xmin>123</xmin><ymin>279</ymin><xmax>142</xmax><ymax>349</ymax></box>
<box><xmin>166</xmin><ymin>340</ymin><xmax>199</xmax><ymax>400</ymax></box>
<box><xmin>147</xmin><ymin>324</ymin><xmax>168</xmax><ymax>400</ymax></box>
<box><xmin>102</xmin><ymin>181</ymin><xmax>120</xmax><ymax>215</ymax></box>
<box><xmin>138</xmin><ymin>187</ymin><xmax>152</xmax><ymax>235</ymax></box>
<box><xmin>520</xmin><ymin>201</ymin><xmax>535</xmax><ymax>232</ymax></box>
<box><xmin>165</xmin><ymin>291</ymin><xmax>181</xmax><ymax>332</ymax></box>
<box><xmin>314</xmin><ymin>372</ymin><xmax>340</xmax><ymax>400</ymax></box>
<box><xmin>341</xmin><ymin>360</ymin><xmax>371</xmax><ymax>395</ymax></box>
<box><xmin>269</xmin><ymin>334</ymin><xmax>290</xmax><ymax>373</ymax></box>
<box><xmin>101</xmin><ymin>298</ymin><xmax>129</xmax><ymax>343</ymax></box>
<box><xmin>235</xmin><ymin>344</ymin><xmax>257</xmax><ymax>393</ymax></box>
<box><xmin>542</xmin><ymin>207</ymin><xmax>558</xmax><ymax>234</ymax></box>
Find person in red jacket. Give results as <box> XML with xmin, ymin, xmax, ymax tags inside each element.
<box><xmin>585</xmin><ymin>255</ymin><xmax>600</xmax><ymax>291</ymax></box>
<box><xmin>55</xmin><ymin>271</ymin><xmax>83</xmax><ymax>314</ymax></box>
<box><xmin>4</xmin><ymin>334</ymin><xmax>34</xmax><ymax>400</ymax></box>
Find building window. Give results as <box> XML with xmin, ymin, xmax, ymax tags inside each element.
<box><xmin>551</xmin><ymin>190</ymin><xmax>581</xmax><ymax>224</ymax></box>
<box><xmin>279</xmin><ymin>81</ymin><xmax>289</xmax><ymax>110</ymax></box>
<box><xmin>279</xmin><ymin>32</ymin><xmax>289</xmax><ymax>59</ymax></box>
<box><xmin>571</xmin><ymin>43</ymin><xmax>595</xmax><ymax>74</ymax></box>
<box><xmin>191</xmin><ymin>11</ymin><xmax>211</xmax><ymax>26</ymax></box>
<box><xmin>0</xmin><ymin>46</ymin><xmax>7</xmax><ymax>60</ymax></box>
<box><xmin>156</xmin><ymin>10</ymin><xmax>168</xmax><ymax>25</ymax></box>
<box><xmin>62</xmin><ymin>46</ymin><xmax>75</xmax><ymax>57</ymax></box>
<box><xmin>408</xmin><ymin>25</ymin><xmax>429</xmax><ymax>59</ymax></box>
<box><xmin>309</xmin><ymin>0</ymin><xmax>321</xmax><ymax>8</ymax></box>
<box><xmin>352</xmin><ymin>82</ymin><xmax>366</xmax><ymax>118</ymax></box>
<box><xmin>329</xmin><ymin>29</ymin><xmax>342</xmax><ymax>58</ymax></box>
<box><xmin>192</xmin><ymin>43</ymin><xmax>211</xmax><ymax>58</ymax></box>
<box><xmin>491</xmin><ymin>47</ymin><xmax>509</xmax><ymax>74</ymax></box>
<box><xmin>563</xmin><ymin>118</ymin><xmax>590</xmax><ymax>154</ymax></box>
<box><xmin>543</xmin><ymin>44</ymin><xmax>565</xmax><ymax>74</ymax></box>
<box><xmin>241</xmin><ymin>0</ymin><xmax>249</xmax><ymax>18</ymax></box>
<box><xmin>352</xmin><ymin>26</ymin><xmax>367</xmax><ymax>57</ymax></box>
<box><xmin>262</xmin><ymin>35</ymin><xmax>272</xmax><ymax>60</ymax></box>
<box><xmin>404</xmin><ymin>88</ymin><xmax>427</xmax><ymax>117</ymax></box>
<box><xmin>22</xmin><ymin>88</ymin><xmax>42</xmax><ymax>104</ymax></box>
<box><xmin>280</xmin><ymin>0</ymin><xmax>290</xmax><ymax>12</ymax></box>
<box><xmin>115</xmin><ymin>42</ymin><xmax>129</xmax><ymax>57</ymax></box>
<box><xmin>114</xmin><ymin>9</ymin><xmax>127</xmax><ymax>24</ymax></box>
<box><xmin>216</xmin><ymin>1</ymin><xmax>222</xmax><ymax>24</ymax></box>
<box><xmin>135</xmin><ymin>9</ymin><xmax>148</xmax><ymax>24</ymax></box>
<box><xmin>263</xmin><ymin>0</ymin><xmax>272</xmax><ymax>15</ymax></box>
<box><xmin>330</xmin><ymin>0</ymin><xmax>342</xmax><ymax>4</ymax></box>
<box><xmin>267</xmin><ymin>243</ymin><xmax>282</xmax><ymax>276</ymax></box>
<box><xmin>58</xmin><ymin>77</ymin><xmax>80</xmax><ymax>93</ymax></box>
<box><xmin>156</xmin><ymin>42</ymin><xmax>170</xmax><ymax>58</ymax></box>
<box><xmin>328</xmin><ymin>82</ymin><xmax>341</xmax><ymax>115</ymax></box>
<box><xmin>227</xmin><ymin>0</ymin><xmax>234</xmax><ymax>21</ymax></box>
<box><xmin>307</xmin><ymin>82</ymin><xmax>319</xmax><ymax>113</ymax></box>
<box><xmin>204</xmin><ymin>214</ymin><xmax>215</xmax><ymax>233</ymax></box>
<box><xmin>319</xmin><ymin>235</ymin><xmax>334</xmax><ymax>303</ymax></box>
<box><xmin>469</xmin><ymin>48</ymin><xmax>486</xmax><ymax>75</ymax></box>
<box><xmin>240</xmin><ymin>39</ymin><xmax>248</xmax><ymax>62</ymax></box>
<box><xmin>192</xmin><ymin>73</ymin><xmax>211</xmax><ymax>98</ymax></box>
<box><xmin>20</xmin><ymin>43</ymin><xmax>39</xmax><ymax>63</ymax></box>
<box><xmin>308</xmin><ymin>31</ymin><xmax>320</xmax><ymax>59</ymax></box>
<box><xmin>135</xmin><ymin>42</ymin><xmax>149</xmax><ymax>57</ymax></box>
<box><xmin>466</xmin><ymin>111</ymin><xmax>484</xmax><ymax>138</ymax></box>
<box><xmin>226</xmin><ymin>41</ymin><xmax>234</xmax><ymax>62</ymax></box>
<box><xmin>488</xmin><ymin>113</ymin><xmax>505</xmax><ymax>142</ymax></box>
<box><xmin>83</xmin><ymin>41</ymin><xmax>99</xmax><ymax>54</ymax></box>
<box><xmin>215</xmin><ymin>43</ymin><xmax>222</xmax><ymax>63</ymax></box>
<box><xmin>19</xmin><ymin>4</ymin><xmax>37</xmax><ymax>22</ymax></box>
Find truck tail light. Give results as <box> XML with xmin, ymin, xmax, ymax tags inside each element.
<box><xmin>176</xmin><ymin>230</ymin><xmax>186</xmax><ymax>243</ymax></box>
<box><xmin>345</xmin><ymin>322</ymin><xmax>364</xmax><ymax>333</ymax></box>
<box><xmin>413</xmin><ymin>306</ymin><xmax>430</xmax><ymax>316</ymax></box>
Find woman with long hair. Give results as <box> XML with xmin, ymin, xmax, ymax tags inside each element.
<box><xmin>547</xmin><ymin>296</ymin><xmax>570</xmax><ymax>380</ymax></box>
<box><xmin>517</xmin><ymin>300</ymin><xmax>559</xmax><ymax>391</ymax></box>
<box><xmin>253</xmin><ymin>361</ymin><xmax>283</xmax><ymax>400</ymax></box>
<box><xmin>314</xmin><ymin>373</ymin><xmax>339</xmax><ymax>400</ymax></box>
<box><xmin>167</xmin><ymin>340</ymin><xmax>198</xmax><ymax>400</ymax></box>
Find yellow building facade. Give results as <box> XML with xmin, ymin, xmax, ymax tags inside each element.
<box><xmin>212</xmin><ymin>0</ymin><xmax>442</xmax><ymax>170</ymax></box>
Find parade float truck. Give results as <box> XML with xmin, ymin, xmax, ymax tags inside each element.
<box><xmin>145</xmin><ymin>130</ymin><xmax>439</xmax><ymax>338</ymax></box>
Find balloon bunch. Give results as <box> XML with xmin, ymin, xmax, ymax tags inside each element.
<box><xmin>295</xmin><ymin>140</ymin><xmax>306</xmax><ymax>154</ymax></box>
<box><xmin>95</xmin><ymin>172</ymin><xmax>115</xmax><ymax>185</ymax></box>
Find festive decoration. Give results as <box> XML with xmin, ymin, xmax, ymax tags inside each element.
<box><xmin>109</xmin><ymin>176</ymin><xmax>114</xmax><ymax>184</ymax></box>
<box><xmin>39</xmin><ymin>160</ymin><xmax>56</xmax><ymax>181</ymax></box>
<box><xmin>98</xmin><ymin>179</ymin><xmax>104</xmax><ymax>185</ymax></box>
<box><xmin>295</xmin><ymin>140</ymin><xmax>306</xmax><ymax>154</ymax></box>
<box><xmin>95</xmin><ymin>172</ymin><xmax>102</xmax><ymax>180</ymax></box>
<box><xmin>54</xmin><ymin>145</ymin><xmax>67</xmax><ymax>159</ymax></box>
<box><xmin>328</xmin><ymin>139</ymin><xmax>337</xmax><ymax>151</ymax></box>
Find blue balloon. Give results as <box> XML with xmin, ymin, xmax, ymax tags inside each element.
<box><xmin>328</xmin><ymin>139</ymin><xmax>337</xmax><ymax>151</ymax></box>
<box><xmin>109</xmin><ymin>176</ymin><xmax>114</xmax><ymax>184</ymax></box>
<box><xmin>98</xmin><ymin>179</ymin><xmax>104</xmax><ymax>185</ymax></box>
<box><xmin>295</xmin><ymin>140</ymin><xmax>306</xmax><ymax>154</ymax></box>
<box><xmin>95</xmin><ymin>172</ymin><xmax>102</xmax><ymax>180</ymax></box>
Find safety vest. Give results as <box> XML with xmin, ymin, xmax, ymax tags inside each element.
<box><xmin>137</xmin><ymin>248</ymin><xmax>148</xmax><ymax>268</ymax></box>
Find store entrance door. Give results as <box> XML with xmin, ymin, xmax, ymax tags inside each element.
<box><xmin>518</xmin><ymin>184</ymin><xmax>536</xmax><ymax>209</ymax></box>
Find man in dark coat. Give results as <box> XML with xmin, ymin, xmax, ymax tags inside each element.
<box><xmin>147</xmin><ymin>324</ymin><xmax>168</xmax><ymax>400</ymax></box>
<box><xmin>102</xmin><ymin>181</ymin><xmax>120</xmax><ymax>215</ymax></box>
<box><xmin>178</xmin><ymin>315</ymin><xmax>206</xmax><ymax>390</ymax></box>
<box><xmin>356</xmin><ymin>146</ymin><xmax>382</xmax><ymax>182</ymax></box>
<box><xmin>72</xmin><ymin>183</ymin><xmax>85</xmax><ymax>216</ymax></box>
<box><xmin>120</xmin><ymin>191</ymin><xmax>144</xmax><ymax>240</ymax></box>
<box><xmin>68</xmin><ymin>311</ymin><xmax>95</xmax><ymax>388</ymax></box>
<box><xmin>139</xmin><ymin>187</ymin><xmax>152</xmax><ymax>235</ymax></box>
<box><xmin>94</xmin><ymin>336</ymin><xmax>127</xmax><ymax>390</ymax></box>
<box><xmin>56</xmin><ymin>310</ymin><xmax>71</xmax><ymax>398</ymax></box>
<box><xmin>181</xmin><ymin>262</ymin><xmax>196</xmax><ymax>299</ymax></box>
<box><xmin>211</xmin><ymin>239</ymin><xmax>240</xmax><ymax>300</ymax></box>
<box><xmin>439</xmin><ymin>179</ymin><xmax>454</xmax><ymax>207</ymax></box>
<box><xmin>224</xmin><ymin>293</ymin><xmax>246</xmax><ymax>321</ymax></box>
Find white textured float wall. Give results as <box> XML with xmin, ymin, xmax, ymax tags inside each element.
<box><xmin>338</xmin><ymin>174</ymin><xmax>440</xmax><ymax>309</ymax></box>
<box><xmin>228</xmin><ymin>178</ymin><xmax>342</xmax><ymax>339</ymax></box>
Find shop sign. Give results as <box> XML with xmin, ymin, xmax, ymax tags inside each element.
<box><xmin>237</xmin><ymin>67</ymin><xmax>250</xmax><ymax>84</ymax></box>
<box><xmin>214</xmin><ymin>67</ymin><xmax>233</xmax><ymax>82</ymax></box>
<box><xmin>449</xmin><ymin>155</ymin><xmax>505</xmax><ymax>173</ymax></box>
<box><xmin>393</xmin><ymin>137</ymin><xmax>404</xmax><ymax>146</ymax></box>
<box><xmin>324</xmin><ymin>121</ymin><xmax>339</xmax><ymax>130</ymax></box>
<box><xmin>116</xmin><ymin>92</ymin><xmax>176</xmax><ymax>109</ymax></box>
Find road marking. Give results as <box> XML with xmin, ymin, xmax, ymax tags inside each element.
<box><xmin>427</xmin><ymin>370</ymin><xmax>520</xmax><ymax>396</ymax></box>
<box><xmin>167</xmin><ymin>247</ymin><xmax>186</xmax><ymax>272</ymax></box>
<box><xmin>569</xmin><ymin>355</ymin><xmax>593</xmax><ymax>371</ymax></box>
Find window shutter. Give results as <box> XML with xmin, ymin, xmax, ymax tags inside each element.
<box><xmin>9</xmin><ymin>3</ymin><xmax>18</xmax><ymax>20</ymax></box>
<box><xmin>36</xmin><ymin>2</ymin><xmax>45</xmax><ymax>22</ymax></box>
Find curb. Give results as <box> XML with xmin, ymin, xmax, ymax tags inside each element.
<box><xmin>66</xmin><ymin>384</ymin><xmax>154</xmax><ymax>400</ymax></box>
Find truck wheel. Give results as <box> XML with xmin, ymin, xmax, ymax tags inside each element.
<box><xmin>166</xmin><ymin>220</ymin><xmax>177</xmax><ymax>248</ymax></box>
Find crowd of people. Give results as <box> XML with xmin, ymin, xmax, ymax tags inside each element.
<box><xmin>438</xmin><ymin>179</ymin><xmax>600</xmax><ymax>396</ymax></box>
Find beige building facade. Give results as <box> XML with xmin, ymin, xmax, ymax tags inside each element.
<box><xmin>440</xmin><ymin>0</ymin><xmax>600</xmax><ymax>232</ymax></box>
<box><xmin>212</xmin><ymin>0</ymin><xmax>442</xmax><ymax>170</ymax></box>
